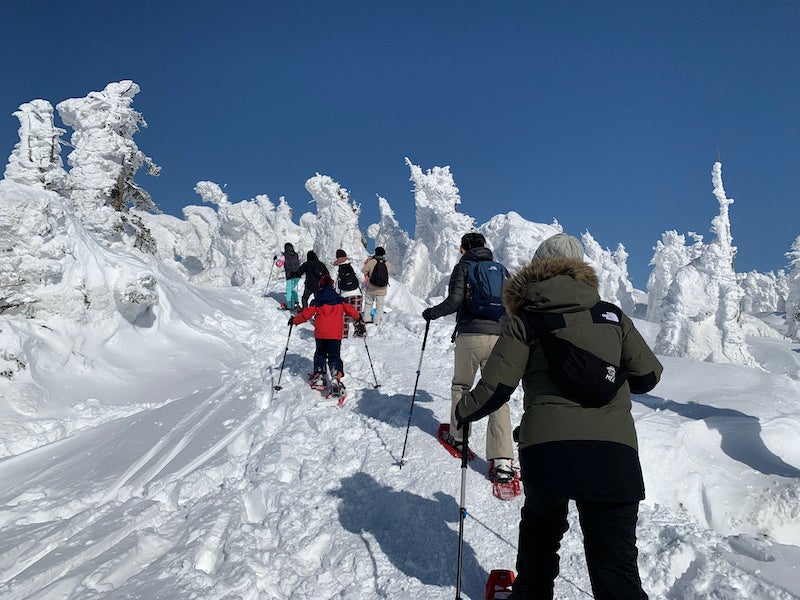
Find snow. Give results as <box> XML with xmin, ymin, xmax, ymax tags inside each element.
<box><xmin>1</xmin><ymin>268</ymin><xmax>799</xmax><ymax>598</ymax></box>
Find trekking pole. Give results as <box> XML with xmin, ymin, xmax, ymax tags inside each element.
<box><xmin>399</xmin><ymin>320</ymin><xmax>430</xmax><ymax>468</ymax></box>
<box><xmin>274</xmin><ymin>323</ymin><xmax>293</xmax><ymax>391</ymax></box>
<box><xmin>264</xmin><ymin>262</ymin><xmax>275</xmax><ymax>297</ymax></box>
<box><xmin>362</xmin><ymin>335</ymin><xmax>380</xmax><ymax>389</ymax></box>
<box><xmin>455</xmin><ymin>422</ymin><xmax>470</xmax><ymax>600</ymax></box>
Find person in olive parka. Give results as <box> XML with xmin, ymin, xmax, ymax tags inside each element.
<box><xmin>456</xmin><ymin>233</ymin><xmax>663</xmax><ymax>600</ymax></box>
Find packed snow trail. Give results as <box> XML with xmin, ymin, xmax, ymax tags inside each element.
<box><xmin>0</xmin><ymin>285</ymin><xmax>798</xmax><ymax>598</ymax></box>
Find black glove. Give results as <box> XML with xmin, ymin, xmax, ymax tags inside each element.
<box><xmin>273</xmin><ymin>255</ymin><xmax>277</xmax><ymax>261</ymax></box>
<box><xmin>287</xmin><ymin>316</ymin><xmax>295</xmax><ymax>326</ymax></box>
<box><xmin>422</xmin><ymin>308</ymin><xmax>433</xmax><ymax>321</ymax></box>
<box><xmin>354</xmin><ymin>319</ymin><xmax>367</xmax><ymax>337</ymax></box>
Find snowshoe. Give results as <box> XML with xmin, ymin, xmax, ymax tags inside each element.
<box><xmin>437</xmin><ymin>424</ymin><xmax>476</xmax><ymax>461</ymax></box>
<box><xmin>489</xmin><ymin>459</ymin><xmax>522</xmax><ymax>501</ymax></box>
<box><xmin>485</xmin><ymin>569</ymin><xmax>515</xmax><ymax>599</ymax></box>
<box><xmin>308</xmin><ymin>373</ymin><xmax>326</xmax><ymax>391</ymax></box>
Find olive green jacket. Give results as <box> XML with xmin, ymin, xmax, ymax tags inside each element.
<box><xmin>456</xmin><ymin>256</ymin><xmax>663</xmax><ymax>451</ymax></box>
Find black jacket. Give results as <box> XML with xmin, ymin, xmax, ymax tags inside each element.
<box><xmin>290</xmin><ymin>260</ymin><xmax>329</xmax><ymax>292</ymax></box>
<box><xmin>283</xmin><ymin>249</ymin><xmax>301</xmax><ymax>277</ymax></box>
<box><xmin>427</xmin><ymin>247</ymin><xmax>504</xmax><ymax>336</ymax></box>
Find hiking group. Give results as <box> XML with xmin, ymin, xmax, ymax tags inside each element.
<box><xmin>273</xmin><ymin>245</ymin><xmax>389</xmax><ymax>397</ymax></box>
<box><xmin>272</xmin><ymin>232</ymin><xmax>662</xmax><ymax>600</ymax></box>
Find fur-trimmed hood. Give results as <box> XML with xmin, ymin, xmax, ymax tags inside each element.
<box><xmin>503</xmin><ymin>257</ymin><xmax>599</xmax><ymax>316</ymax></box>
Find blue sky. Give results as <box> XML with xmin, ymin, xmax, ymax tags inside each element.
<box><xmin>2</xmin><ymin>1</ymin><xmax>798</xmax><ymax>286</ymax></box>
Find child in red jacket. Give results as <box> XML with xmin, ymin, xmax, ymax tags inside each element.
<box><xmin>289</xmin><ymin>276</ymin><xmax>364</xmax><ymax>396</ymax></box>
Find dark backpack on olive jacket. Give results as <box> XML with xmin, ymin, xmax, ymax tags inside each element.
<box><xmin>529</xmin><ymin>301</ymin><xmax>629</xmax><ymax>408</ymax></box>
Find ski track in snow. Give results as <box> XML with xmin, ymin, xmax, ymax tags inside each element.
<box><xmin>0</xmin><ymin>288</ymin><xmax>798</xmax><ymax>599</ymax></box>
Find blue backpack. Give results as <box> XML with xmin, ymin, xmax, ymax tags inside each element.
<box><xmin>464</xmin><ymin>260</ymin><xmax>509</xmax><ymax>321</ymax></box>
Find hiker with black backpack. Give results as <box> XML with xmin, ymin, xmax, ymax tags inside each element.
<box><xmin>454</xmin><ymin>233</ymin><xmax>663</xmax><ymax>600</ymax></box>
<box><xmin>332</xmin><ymin>249</ymin><xmax>365</xmax><ymax>338</ymax></box>
<box><xmin>274</xmin><ymin>242</ymin><xmax>301</xmax><ymax>312</ymax></box>
<box><xmin>421</xmin><ymin>232</ymin><xmax>516</xmax><ymax>485</ymax></box>
<box><xmin>361</xmin><ymin>246</ymin><xmax>390</xmax><ymax>325</ymax></box>
<box><xmin>289</xmin><ymin>250</ymin><xmax>330</xmax><ymax>309</ymax></box>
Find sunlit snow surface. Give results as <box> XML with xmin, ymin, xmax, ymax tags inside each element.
<box><xmin>1</xmin><ymin>276</ymin><xmax>799</xmax><ymax>600</ymax></box>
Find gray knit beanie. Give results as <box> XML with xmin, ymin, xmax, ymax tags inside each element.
<box><xmin>533</xmin><ymin>233</ymin><xmax>584</xmax><ymax>261</ymax></box>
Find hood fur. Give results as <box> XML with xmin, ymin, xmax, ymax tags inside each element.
<box><xmin>503</xmin><ymin>257</ymin><xmax>599</xmax><ymax>316</ymax></box>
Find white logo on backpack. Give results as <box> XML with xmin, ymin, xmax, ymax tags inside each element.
<box><xmin>605</xmin><ymin>366</ymin><xmax>617</xmax><ymax>383</ymax></box>
<box><xmin>601</xmin><ymin>311</ymin><xmax>620</xmax><ymax>323</ymax></box>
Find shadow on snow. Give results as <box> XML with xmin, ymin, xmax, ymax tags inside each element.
<box><xmin>329</xmin><ymin>471</ymin><xmax>489</xmax><ymax>597</ymax></box>
<box><xmin>635</xmin><ymin>395</ymin><xmax>800</xmax><ymax>478</ymax></box>
<box><xmin>354</xmin><ymin>388</ymin><xmax>490</xmax><ymax>474</ymax></box>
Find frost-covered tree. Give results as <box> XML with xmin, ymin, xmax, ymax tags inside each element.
<box><xmin>646</xmin><ymin>230</ymin><xmax>703</xmax><ymax>322</ymax></box>
<box><xmin>366</xmin><ymin>196</ymin><xmax>412</xmax><ymax>279</ymax></box>
<box><xmin>480</xmin><ymin>211</ymin><xmax>561</xmax><ymax>272</ymax></box>
<box><xmin>181</xmin><ymin>183</ymin><xmax>313</xmax><ymax>287</ymax></box>
<box><xmin>655</xmin><ymin>162</ymin><xmax>756</xmax><ymax>366</ymax></box>
<box><xmin>4</xmin><ymin>99</ymin><xmax>67</xmax><ymax>192</ymax></box>
<box><xmin>0</xmin><ymin>180</ymin><xmax>72</xmax><ymax>316</ymax></box>
<box><xmin>738</xmin><ymin>270</ymin><xmax>785</xmax><ymax>315</ymax></box>
<box><xmin>300</xmin><ymin>174</ymin><xmax>365</xmax><ymax>267</ymax></box>
<box><xmin>57</xmin><ymin>81</ymin><xmax>160</xmax><ymax>252</ymax></box>
<box><xmin>403</xmin><ymin>158</ymin><xmax>474</xmax><ymax>298</ymax></box>
<box><xmin>582</xmin><ymin>232</ymin><xmax>636</xmax><ymax>314</ymax></box>
<box><xmin>785</xmin><ymin>236</ymin><xmax>800</xmax><ymax>340</ymax></box>
<box><xmin>271</xmin><ymin>196</ymin><xmax>309</xmax><ymax>259</ymax></box>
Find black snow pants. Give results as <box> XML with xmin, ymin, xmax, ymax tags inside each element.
<box><xmin>512</xmin><ymin>481</ymin><xmax>648</xmax><ymax>600</ymax></box>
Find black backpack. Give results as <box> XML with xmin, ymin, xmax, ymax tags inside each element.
<box><xmin>529</xmin><ymin>301</ymin><xmax>628</xmax><ymax>408</ymax></box>
<box><xmin>368</xmin><ymin>257</ymin><xmax>389</xmax><ymax>287</ymax></box>
<box><xmin>310</xmin><ymin>261</ymin><xmax>328</xmax><ymax>283</ymax></box>
<box><xmin>337</xmin><ymin>263</ymin><xmax>360</xmax><ymax>292</ymax></box>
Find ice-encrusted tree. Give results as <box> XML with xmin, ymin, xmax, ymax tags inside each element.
<box><xmin>4</xmin><ymin>99</ymin><xmax>67</xmax><ymax>192</ymax></box>
<box><xmin>785</xmin><ymin>236</ymin><xmax>800</xmax><ymax>340</ymax></box>
<box><xmin>301</xmin><ymin>174</ymin><xmax>365</xmax><ymax>267</ymax></box>
<box><xmin>403</xmin><ymin>158</ymin><xmax>474</xmax><ymax>298</ymax></box>
<box><xmin>582</xmin><ymin>232</ymin><xmax>636</xmax><ymax>314</ymax></box>
<box><xmin>0</xmin><ymin>180</ymin><xmax>72</xmax><ymax>316</ymax></box>
<box><xmin>271</xmin><ymin>196</ymin><xmax>310</xmax><ymax>260</ymax></box>
<box><xmin>57</xmin><ymin>80</ymin><xmax>160</xmax><ymax>252</ymax></box>
<box><xmin>366</xmin><ymin>195</ymin><xmax>412</xmax><ymax>279</ymax></box>
<box><xmin>655</xmin><ymin>162</ymin><xmax>756</xmax><ymax>366</ymax></box>
<box><xmin>480</xmin><ymin>211</ymin><xmax>561</xmax><ymax>272</ymax></box>
<box><xmin>646</xmin><ymin>230</ymin><xmax>703</xmax><ymax>322</ymax></box>
<box><xmin>738</xmin><ymin>270</ymin><xmax>786</xmax><ymax>315</ymax></box>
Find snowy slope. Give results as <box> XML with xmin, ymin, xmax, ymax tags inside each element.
<box><xmin>1</xmin><ymin>277</ymin><xmax>799</xmax><ymax>599</ymax></box>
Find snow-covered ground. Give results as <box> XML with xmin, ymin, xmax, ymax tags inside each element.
<box><xmin>1</xmin><ymin>276</ymin><xmax>799</xmax><ymax>600</ymax></box>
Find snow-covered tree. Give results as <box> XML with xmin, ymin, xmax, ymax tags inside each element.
<box><xmin>56</xmin><ymin>81</ymin><xmax>160</xmax><ymax>252</ymax></box>
<box><xmin>271</xmin><ymin>196</ymin><xmax>309</xmax><ymax>260</ymax></box>
<box><xmin>403</xmin><ymin>158</ymin><xmax>474</xmax><ymax>298</ymax></box>
<box><xmin>0</xmin><ymin>180</ymin><xmax>72</xmax><ymax>316</ymax></box>
<box><xmin>655</xmin><ymin>162</ymin><xmax>756</xmax><ymax>366</ymax></box>
<box><xmin>366</xmin><ymin>196</ymin><xmax>412</xmax><ymax>279</ymax></box>
<box><xmin>785</xmin><ymin>236</ymin><xmax>800</xmax><ymax>340</ymax></box>
<box><xmin>582</xmin><ymin>232</ymin><xmax>636</xmax><ymax>314</ymax></box>
<box><xmin>4</xmin><ymin>99</ymin><xmax>67</xmax><ymax>192</ymax></box>
<box><xmin>300</xmin><ymin>174</ymin><xmax>365</xmax><ymax>267</ymax></box>
<box><xmin>738</xmin><ymin>270</ymin><xmax>785</xmax><ymax>315</ymax></box>
<box><xmin>646</xmin><ymin>230</ymin><xmax>703</xmax><ymax>322</ymax></box>
<box><xmin>480</xmin><ymin>211</ymin><xmax>561</xmax><ymax>272</ymax></box>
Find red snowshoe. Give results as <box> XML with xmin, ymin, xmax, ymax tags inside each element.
<box><xmin>485</xmin><ymin>569</ymin><xmax>515</xmax><ymax>599</ymax></box>
<box><xmin>489</xmin><ymin>460</ymin><xmax>522</xmax><ymax>501</ymax></box>
<box><xmin>437</xmin><ymin>424</ymin><xmax>476</xmax><ymax>461</ymax></box>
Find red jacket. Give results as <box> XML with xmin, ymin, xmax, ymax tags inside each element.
<box><xmin>292</xmin><ymin>302</ymin><xmax>360</xmax><ymax>340</ymax></box>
